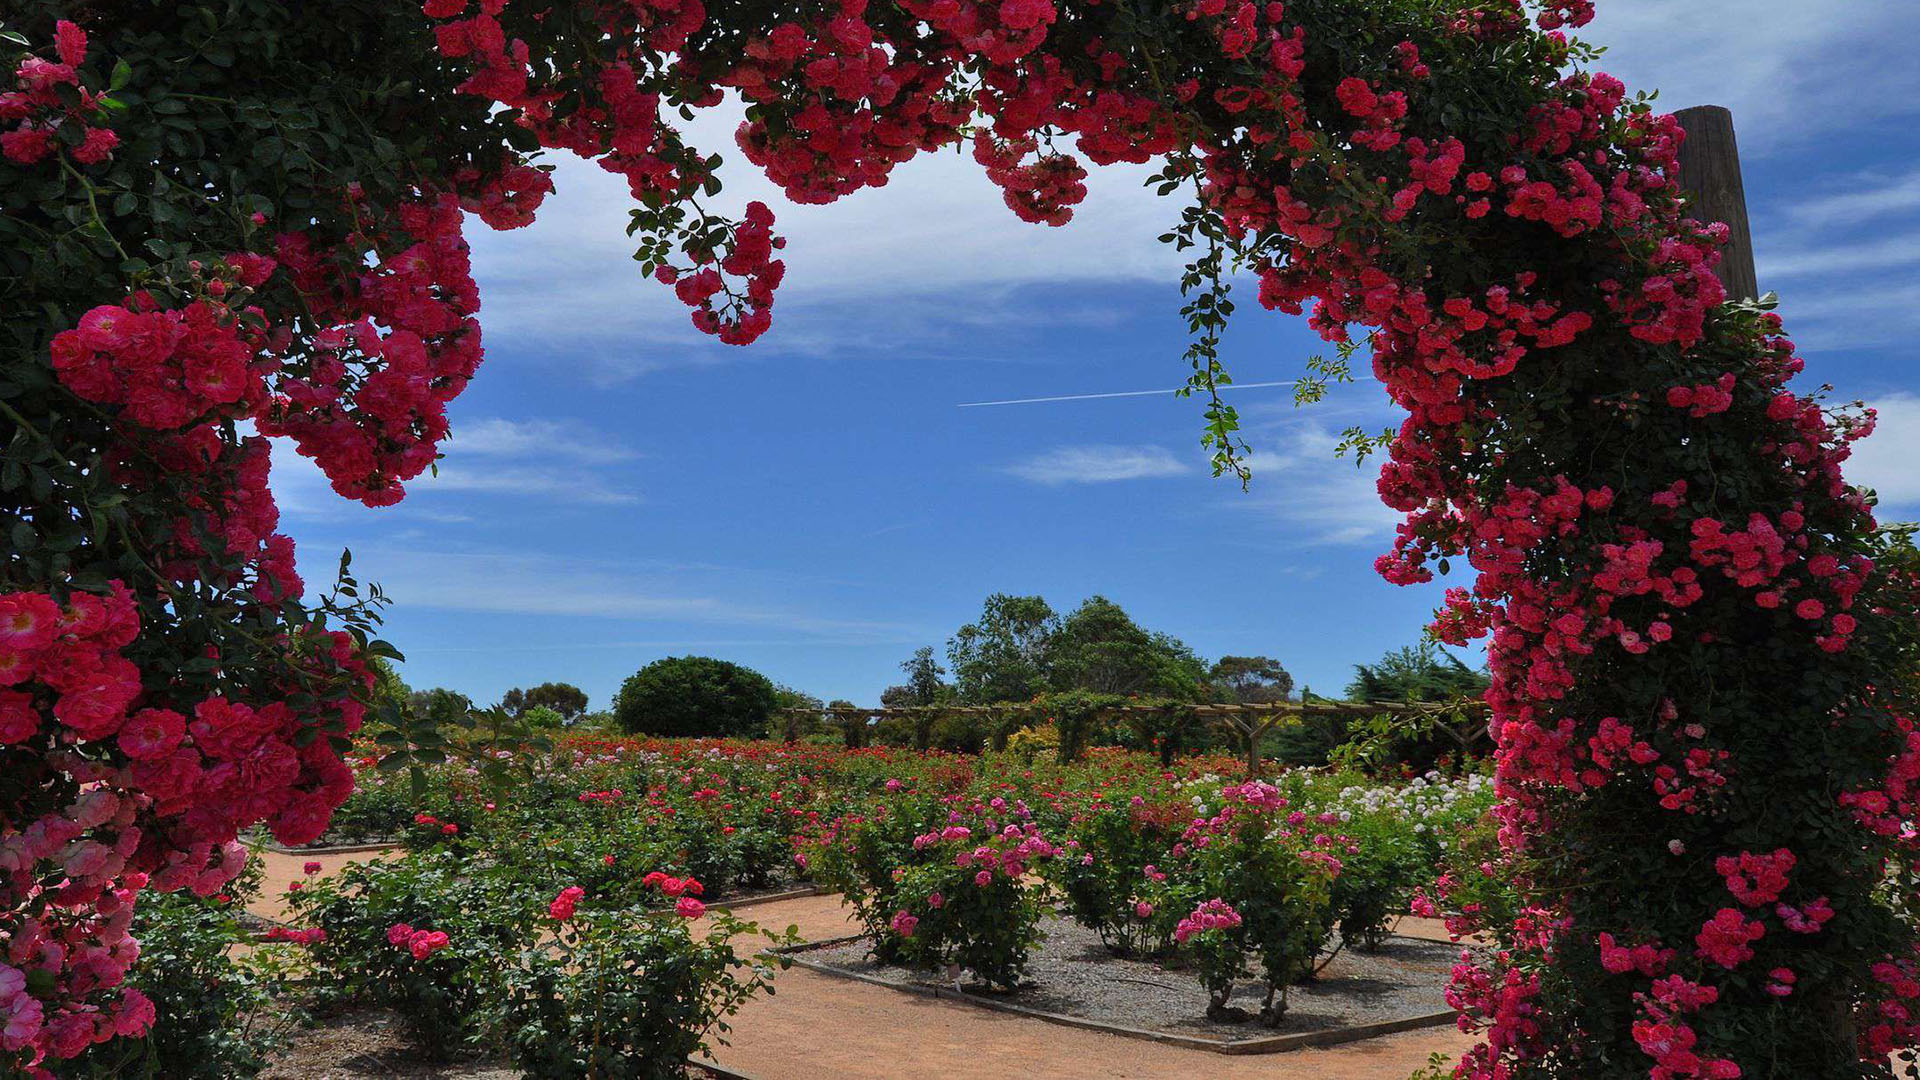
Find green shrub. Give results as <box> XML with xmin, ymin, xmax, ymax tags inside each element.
<box><xmin>287</xmin><ymin>851</ymin><xmax>537</xmax><ymax>1059</ymax></box>
<box><xmin>614</xmin><ymin>657</ymin><xmax>778</xmax><ymax>738</ymax></box>
<box><xmin>61</xmin><ymin>864</ymin><xmax>292</xmax><ymax>1079</ymax></box>
<box><xmin>492</xmin><ymin>900</ymin><xmax>791</xmax><ymax>1079</ymax></box>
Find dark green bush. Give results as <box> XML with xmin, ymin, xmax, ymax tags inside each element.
<box><xmin>613</xmin><ymin>657</ymin><xmax>778</xmax><ymax>738</ymax></box>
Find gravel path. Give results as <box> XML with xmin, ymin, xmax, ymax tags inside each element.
<box><xmin>799</xmin><ymin>916</ymin><xmax>1459</xmax><ymax>1044</ymax></box>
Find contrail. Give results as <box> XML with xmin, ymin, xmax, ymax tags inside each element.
<box><xmin>957</xmin><ymin>379</ymin><xmax>1301</xmax><ymax>408</ymax></box>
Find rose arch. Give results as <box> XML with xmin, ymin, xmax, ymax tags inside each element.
<box><xmin>2</xmin><ymin>1</ymin><xmax>1917</xmax><ymax>1076</ymax></box>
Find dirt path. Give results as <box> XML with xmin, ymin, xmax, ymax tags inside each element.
<box><xmin>706</xmin><ymin>892</ymin><xmax>1471</xmax><ymax>1080</ymax></box>
<box><xmin>248</xmin><ymin>855</ymin><xmax>1471</xmax><ymax>1079</ymax></box>
<box><xmin>248</xmin><ymin>845</ymin><xmax>397</xmax><ymax>924</ymax></box>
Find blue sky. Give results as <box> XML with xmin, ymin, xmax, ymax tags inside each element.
<box><xmin>272</xmin><ymin>0</ymin><xmax>1920</xmax><ymax>710</ymax></box>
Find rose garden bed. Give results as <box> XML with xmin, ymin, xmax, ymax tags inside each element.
<box><xmin>785</xmin><ymin>916</ymin><xmax>1462</xmax><ymax>1054</ymax></box>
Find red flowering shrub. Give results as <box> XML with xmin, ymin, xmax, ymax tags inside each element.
<box><xmin>8</xmin><ymin>0</ymin><xmax>1919</xmax><ymax>1074</ymax></box>
<box><xmin>497</xmin><ymin>884</ymin><xmax>793</xmax><ymax>1080</ymax></box>
<box><xmin>286</xmin><ymin>850</ymin><xmax>537</xmax><ymax>1060</ymax></box>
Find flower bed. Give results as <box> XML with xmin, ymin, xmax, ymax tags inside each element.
<box><xmin>789</xmin><ymin>916</ymin><xmax>1461</xmax><ymax>1053</ymax></box>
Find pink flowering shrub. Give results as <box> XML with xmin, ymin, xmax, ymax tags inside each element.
<box><xmin>803</xmin><ymin>793</ymin><xmax>1057</xmax><ymax>989</ymax></box>
<box><xmin>60</xmin><ymin>860</ymin><xmax>293</xmax><ymax>1079</ymax></box>
<box><xmin>1163</xmin><ymin>780</ymin><xmax>1340</xmax><ymax>1023</ymax></box>
<box><xmin>1041</xmin><ymin>790</ymin><xmax>1191</xmax><ymax>957</ymax></box>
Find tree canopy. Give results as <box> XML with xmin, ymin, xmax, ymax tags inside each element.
<box><xmin>939</xmin><ymin>593</ymin><xmax>1214</xmax><ymax>704</ymax></box>
<box><xmin>946</xmin><ymin>594</ymin><xmax>1058</xmax><ymax>704</ymax></box>
<box><xmin>612</xmin><ymin>656</ymin><xmax>778</xmax><ymax>739</ymax></box>
<box><xmin>1206</xmin><ymin>655</ymin><xmax>1295</xmax><ymax>704</ymax></box>
<box><xmin>1344</xmin><ymin>643</ymin><xmax>1490</xmax><ymax>702</ymax></box>
<box><xmin>500</xmin><ymin>681</ymin><xmax>590</xmax><ymax>720</ymax></box>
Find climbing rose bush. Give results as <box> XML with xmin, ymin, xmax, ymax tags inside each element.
<box><xmin>7</xmin><ymin>0</ymin><xmax>1920</xmax><ymax>1074</ymax></box>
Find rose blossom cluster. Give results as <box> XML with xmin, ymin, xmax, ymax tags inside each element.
<box><xmin>1171</xmin><ymin>898</ymin><xmax>1242</xmax><ymax>945</ymax></box>
<box><xmin>420</xmin><ymin>0</ymin><xmax>784</xmax><ymax>345</ymax></box>
<box><xmin>387</xmin><ymin>923</ymin><xmax>452</xmax><ymax>960</ymax></box>
<box><xmin>0</xmin><ymin>21</ymin><xmax>118</xmax><ymax>167</ymax></box>
<box><xmin>265</xmin><ymin>193</ymin><xmax>485</xmax><ymax>506</ymax></box>
<box><xmin>933</xmin><ymin>797</ymin><xmax>1058</xmax><ymax>888</ymax></box>
<box><xmin>0</xmin><ymin>580</ymin><xmax>362</xmax><ymax>1065</ymax></box>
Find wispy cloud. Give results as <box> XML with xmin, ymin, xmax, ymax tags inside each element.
<box><xmin>342</xmin><ymin>546</ymin><xmax>918</xmax><ymax>643</ymax></box>
<box><xmin>1850</xmin><ymin>393</ymin><xmax>1920</xmax><ymax>509</ymax></box>
<box><xmin>1752</xmin><ymin>168</ymin><xmax>1920</xmax><ymax>351</ymax></box>
<box><xmin>1006</xmin><ymin>445</ymin><xmax>1191</xmax><ymax>485</ymax></box>
<box><xmin>1581</xmin><ymin>1</ymin><xmax>1920</xmax><ymax>153</ymax></box>
<box><xmin>1229</xmin><ymin>424</ymin><xmax>1401</xmax><ymax>546</ymax></box>
<box><xmin>266</xmin><ymin>415</ymin><xmax>645</xmax><ymax>516</ymax></box>
<box><xmin>1762</xmin><ymin>229</ymin><xmax>1920</xmax><ymax>280</ymax></box>
<box><xmin>448</xmin><ymin>417</ymin><xmax>640</xmax><ymax>465</ymax></box>
<box><xmin>1784</xmin><ymin>168</ymin><xmax>1920</xmax><ymax>230</ymax></box>
<box><xmin>416</xmin><ymin>461</ymin><xmax>640</xmax><ymax>504</ymax></box>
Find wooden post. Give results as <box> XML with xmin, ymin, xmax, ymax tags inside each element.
<box><xmin>1674</xmin><ymin>105</ymin><xmax>1758</xmax><ymax>301</ymax></box>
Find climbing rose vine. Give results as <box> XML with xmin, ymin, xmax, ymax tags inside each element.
<box><xmin>3</xmin><ymin>0</ymin><xmax>1917</xmax><ymax>1076</ymax></box>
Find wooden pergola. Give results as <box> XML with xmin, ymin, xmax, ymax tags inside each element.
<box><xmin>779</xmin><ymin>698</ymin><xmax>1490</xmax><ymax>776</ymax></box>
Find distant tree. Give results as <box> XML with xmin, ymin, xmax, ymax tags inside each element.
<box><xmin>771</xmin><ymin>683</ymin><xmax>824</xmax><ymax>742</ymax></box>
<box><xmin>613</xmin><ymin>656</ymin><xmax>778</xmax><ymax>738</ymax></box>
<box><xmin>827</xmin><ymin>698</ymin><xmax>865</xmax><ymax>748</ymax></box>
<box><xmin>520</xmin><ymin>705</ymin><xmax>567</xmax><ymax>731</ymax></box>
<box><xmin>1047</xmin><ymin>596</ymin><xmax>1205</xmax><ymax>699</ymax></box>
<box><xmin>1264</xmin><ymin>641</ymin><xmax>1496</xmax><ymax>772</ymax></box>
<box><xmin>368</xmin><ymin>656</ymin><xmax>411</xmax><ymax>717</ymax></box>
<box><xmin>1208</xmin><ymin>655</ymin><xmax>1294</xmax><ymax>703</ymax></box>
<box><xmin>1345</xmin><ymin>642</ymin><xmax>1490</xmax><ymax>702</ymax></box>
<box><xmin>947</xmin><ymin>594</ymin><xmax>1058</xmax><ymax>703</ymax></box>
<box><xmin>771</xmin><ymin>683</ymin><xmax>823</xmax><ymax>711</ymax></box>
<box><xmin>885</xmin><ymin>646</ymin><xmax>953</xmax><ymax>707</ymax></box>
<box><xmin>407</xmin><ymin>687</ymin><xmax>471</xmax><ymax>726</ymax></box>
<box><xmin>500</xmin><ymin>681</ymin><xmax>590</xmax><ymax>720</ymax></box>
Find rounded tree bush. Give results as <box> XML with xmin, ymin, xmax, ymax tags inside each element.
<box><xmin>613</xmin><ymin>657</ymin><xmax>777</xmax><ymax>739</ymax></box>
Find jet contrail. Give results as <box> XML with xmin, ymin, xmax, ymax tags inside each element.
<box><xmin>957</xmin><ymin>379</ymin><xmax>1302</xmax><ymax>408</ymax></box>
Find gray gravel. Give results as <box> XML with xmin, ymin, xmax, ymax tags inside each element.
<box><xmin>801</xmin><ymin>916</ymin><xmax>1460</xmax><ymax>1042</ymax></box>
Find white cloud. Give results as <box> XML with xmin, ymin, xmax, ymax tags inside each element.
<box><xmin>265</xmin><ymin>416</ymin><xmax>644</xmax><ymax>516</ymax></box>
<box><xmin>1580</xmin><ymin>1</ymin><xmax>1920</xmax><ymax>153</ymax></box>
<box><xmin>414</xmin><ymin>461</ymin><xmax>639</xmax><ymax>505</ymax></box>
<box><xmin>1772</xmin><ymin>282</ymin><xmax>1920</xmax><ymax>352</ymax></box>
<box><xmin>1230</xmin><ymin>424</ymin><xmax>1401</xmax><ymax>546</ymax></box>
<box><xmin>342</xmin><ymin>546</ymin><xmax>917</xmax><ymax>642</ymax></box>
<box><xmin>1006</xmin><ymin>445</ymin><xmax>1192</xmax><ymax>485</ymax></box>
<box><xmin>1761</xmin><ymin>229</ymin><xmax>1920</xmax><ymax>279</ymax></box>
<box><xmin>1849</xmin><ymin>393</ymin><xmax>1920</xmax><ymax>508</ymax></box>
<box><xmin>448</xmin><ymin>417</ymin><xmax>640</xmax><ymax>465</ymax></box>
<box><xmin>1785</xmin><ymin>169</ymin><xmax>1920</xmax><ymax>230</ymax></box>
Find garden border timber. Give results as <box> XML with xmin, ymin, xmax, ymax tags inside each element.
<box><xmin>780</xmin><ymin>698</ymin><xmax>1492</xmax><ymax>775</ymax></box>
<box><xmin>770</xmin><ymin>933</ymin><xmax>1459</xmax><ymax>1056</ymax></box>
